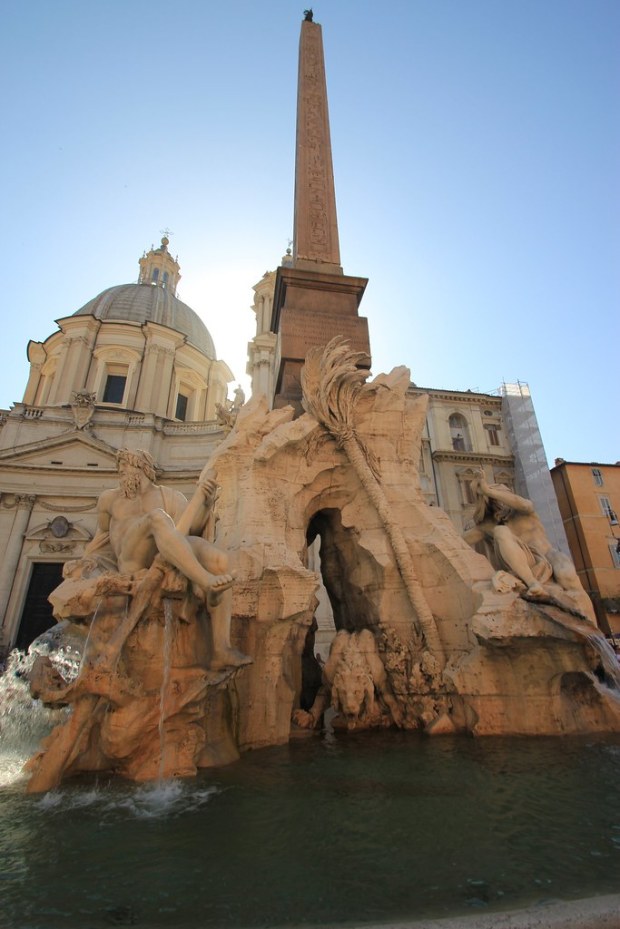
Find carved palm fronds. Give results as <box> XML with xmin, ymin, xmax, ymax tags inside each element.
<box><xmin>301</xmin><ymin>337</ymin><xmax>368</xmax><ymax>440</ymax></box>
<box><xmin>301</xmin><ymin>337</ymin><xmax>445</xmax><ymax>666</ymax></box>
<box><xmin>301</xmin><ymin>336</ymin><xmax>379</xmax><ymax>478</ymax></box>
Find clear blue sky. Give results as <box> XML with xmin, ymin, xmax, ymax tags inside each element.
<box><xmin>2</xmin><ymin>0</ymin><xmax>618</xmax><ymax>465</ymax></box>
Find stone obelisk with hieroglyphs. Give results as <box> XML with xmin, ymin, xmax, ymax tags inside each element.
<box><xmin>271</xmin><ymin>13</ymin><xmax>370</xmax><ymax>409</ymax></box>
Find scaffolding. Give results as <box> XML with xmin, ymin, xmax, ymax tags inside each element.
<box><xmin>500</xmin><ymin>381</ymin><xmax>569</xmax><ymax>555</ymax></box>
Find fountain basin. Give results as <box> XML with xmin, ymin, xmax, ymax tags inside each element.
<box><xmin>2</xmin><ymin>731</ymin><xmax>619</xmax><ymax>928</ymax></box>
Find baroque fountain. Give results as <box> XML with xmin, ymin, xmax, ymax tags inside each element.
<box><xmin>2</xmin><ymin>12</ymin><xmax>619</xmax><ymax>925</ymax></box>
<box><xmin>2</xmin><ymin>340</ymin><xmax>620</xmax><ymax>928</ymax></box>
<box><xmin>13</xmin><ymin>339</ymin><xmax>620</xmax><ymax>793</ymax></box>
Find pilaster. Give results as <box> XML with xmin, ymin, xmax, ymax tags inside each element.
<box><xmin>0</xmin><ymin>494</ymin><xmax>36</xmax><ymax>636</ymax></box>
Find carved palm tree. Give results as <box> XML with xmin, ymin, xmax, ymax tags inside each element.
<box><xmin>301</xmin><ymin>337</ymin><xmax>445</xmax><ymax>665</ymax></box>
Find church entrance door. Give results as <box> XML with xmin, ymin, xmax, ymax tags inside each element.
<box><xmin>15</xmin><ymin>562</ymin><xmax>64</xmax><ymax>651</ymax></box>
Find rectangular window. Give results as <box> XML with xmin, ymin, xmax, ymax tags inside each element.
<box><xmin>461</xmin><ymin>480</ymin><xmax>476</xmax><ymax>505</ymax></box>
<box><xmin>102</xmin><ymin>374</ymin><xmax>126</xmax><ymax>404</ymax></box>
<box><xmin>609</xmin><ymin>541</ymin><xmax>620</xmax><ymax>569</ymax></box>
<box><xmin>599</xmin><ymin>496</ymin><xmax>618</xmax><ymax>524</ymax></box>
<box><xmin>487</xmin><ymin>426</ymin><xmax>500</xmax><ymax>446</ymax></box>
<box><xmin>175</xmin><ymin>392</ymin><xmax>189</xmax><ymax>422</ymax></box>
<box><xmin>592</xmin><ymin>468</ymin><xmax>603</xmax><ymax>486</ymax></box>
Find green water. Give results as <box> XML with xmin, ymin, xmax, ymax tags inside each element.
<box><xmin>2</xmin><ymin>731</ymin><xmax>620</xmax><ymax>929</ymax></box>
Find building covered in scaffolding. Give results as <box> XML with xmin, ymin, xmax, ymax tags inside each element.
<box><xmin>410</xmin><ymin>380</ymin><xmax>568</xmax><ymax>554</ymax></box>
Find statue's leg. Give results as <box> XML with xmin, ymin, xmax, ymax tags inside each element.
<box><xmin>547</xmin><ymin>549</ymin><xmax>596</xmax><ymax>623</ymax></box>
<box><xmin>187</xmin><ymin>538</ymin><xmax>251</xmax><ymax>670</ymax></box>
<box><xmin>547</xmin><ymin>549</ymin><xmax>582</xmax><ymax>592</ymax></box>
<box><xmin>207</xmin><ymin>587</ymin><xmax>249</xmax><ymax>669</ymax></box>
<box><xmin>147</xmin><ymin>510</ymin><xmax>233</xmax><ymax>596</ymax></box>
<box><xmin>493</xmin><ymin>526</ymin><xmax>545</xmax><ymax>595</ymax></box>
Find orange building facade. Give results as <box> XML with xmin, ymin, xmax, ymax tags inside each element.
<box><xmin>551</xmin><ymin>460</ymin><xmax>620</xmax><ymax>636</ymax></box>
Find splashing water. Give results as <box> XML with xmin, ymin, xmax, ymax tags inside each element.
<box><xmin>587</xmin><ymin>633</ymin><xmax>620</xmax><ymax>691</ymax></box>
<box><xmin>77</xmin><ymin>598</ymin><xmax>102</xmax><ymax>673</ymax></box>
<box><xmin>36</xmin><ymin>777</ymin><xmax>220</xmax><ymax>821</ymax></box>
<box><xmin>0</xmin><ymin>627</ymin><xmax>83</xmax><ymax>786</ymax></box>
<box><xmin>158</xmin><ymin>599</ymin><xmax>175</xmax><ymax>782</ymax></box>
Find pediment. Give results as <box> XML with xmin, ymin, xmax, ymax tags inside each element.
<box><xmin>0</xmin><ymin>432</ymin><xmax>119</xmax><ymax>472</ymax></box>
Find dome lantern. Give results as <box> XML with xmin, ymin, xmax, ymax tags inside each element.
<box><xmin>138</xmin><ymin>236</ymin><xmax>181</xmax><ymax>296</ymax></box>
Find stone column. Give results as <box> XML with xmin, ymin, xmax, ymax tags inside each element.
<box><xmin>159</xmin><ymin>347</ymin><xmax>176</xmax><ymax>417</ymax></box>
<box><xmin>135</xmin><ymin>342</ymin><xmax>159</xmax><ymax>413</ymax></box>
<box><xmin>0</xmin><ymin>494</ymin><xmax>36</xmax><ymax>640</ymax></box>
<box><xmin>50</xmin><ymin>336</ymin><xmax>87</xmax><ymax>403</ymax></box>
<box><xmin>23</xmin><ymin>363</ymin><xmax>43</xmax><ymax>406</ymax></box>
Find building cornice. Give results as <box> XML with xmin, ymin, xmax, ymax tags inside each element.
<box><xmin>409</xmin><ymin>386</ymin><xmax>501</xmax><ymax>406</ymax></box>
<box><xmin>551</xmin><ymin>460</ymin><xmax>620</xmax><ymax>470</ymax></box>
<box><xmin>432</xmin><ymin>450</ymin><xmax>514</xmax><ymax>467</ymax></box>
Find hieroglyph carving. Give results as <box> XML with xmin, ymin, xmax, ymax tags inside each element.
<box><xmin>296</xmin><ymin>24</ymin><xmax>339</xmax><ymax>263</ymax></box>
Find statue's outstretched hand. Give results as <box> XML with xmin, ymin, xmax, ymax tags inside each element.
<box><xmin>473</xmin><ymin>468</ymin><xmax>489</xmax><ymax>495</ymax></box>
<box><xmin>197</xmin><ymin>466</ymin><xmax>218</xmax><ymax>508</ymax></box>
<box><xmin>198</xmin><ymin>476</ymin><xmax>218</xmax><ymax>508</ymax></box>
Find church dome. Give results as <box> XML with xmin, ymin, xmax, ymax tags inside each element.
<box><xmin>73</xmin><ymin>283</ymin><xmax>216</xmax><ymax>359</ymax></box>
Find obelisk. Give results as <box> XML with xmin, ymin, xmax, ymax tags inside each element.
<box><xmin>293</xmin><ymin>11</ymin><xmax>341</xmax><ymax>273</ymax></box>
<box><xmin>271</xmin><ymin>12</ymin><xmax>370</xmax><ymax>410</ymax></box>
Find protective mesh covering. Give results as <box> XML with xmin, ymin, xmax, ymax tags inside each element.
<box><xmin>500</xmin><ymin>381</ymin><xmax>569</xmax><ymax>554</ymax></box>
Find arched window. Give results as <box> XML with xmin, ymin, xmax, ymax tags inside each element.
<box><xmin>151</xmin><ymin>268</ymin><xmax>159</xmax><ymax>284</ymax></box>
<box><xmin>448</xmin><ymin>413</ymin><xmax>472</xmax><ymax>452</ymax></box>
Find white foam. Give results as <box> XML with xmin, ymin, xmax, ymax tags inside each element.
<box><xmin>34</xmin><ymin>779</ymin><xmax>221</xmax><ymax>820</ymax></box>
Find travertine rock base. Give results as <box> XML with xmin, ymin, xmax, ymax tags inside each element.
<box><xmin>25</xmin><ymin>570</ymin><xmax>240</xmax><ymax>793</ymax></box>
<box><xmin>206</xmin><ymin>359</ymin><xmax>620</xmax><ymax>746</ymax></box>
<box><xmin>25</xmin><ymin>352</ymin><xmax>620</xmax><ymax>792</ymax></box>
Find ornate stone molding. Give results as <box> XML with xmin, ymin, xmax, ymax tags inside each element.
<box><xmin>410</xmin><ymin>386</ymin><xmax>502</xmax><ymax>406</ymax></box>
<box><xmin>39</xmin><ymin>541</ymin><xmax>76</xmax><ymax>554</ymax></box>
<box><xmin>432</xmin><ymin>450</ymin><xmax>514</xmax><ymax>467</ymax></box>
<box><xmin>145</xmin><ymin>344</ymin><xmax>175</xmax><ymax>358</ymax></box>
<box><xmin>21</xmin><ymin>407</ymin><xmax>45</xmax><ymax>420</ymax></box>
<box><xmin>70</xmin><ymin>390</ymin><xmax>96</xmax><ymax>430</ymax></box>
<box><xmin>37</xmin><ymin>499</ymin><xmax>96</xmax><ymax>513</ymax></box>
<box><xmin>164</xmin><ymin>422</ymin><xmax>222</xmax><ymax>435</ymax></box>
<box><xmin>1</xmin><ymin>494</ymin><xmax>37</xmax><ymax>510</ymax></box>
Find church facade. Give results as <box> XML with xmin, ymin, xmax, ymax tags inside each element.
<box><xmin>0</xmin><ymin>239</ymin><xmax>232</xmax><ymax>656</ymax></box>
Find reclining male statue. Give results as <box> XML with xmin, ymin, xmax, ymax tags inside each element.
<box><xmin>463</xmin><ymin>469</ymin><xmax>595</xmax><ymax>623</ymax></box>
<box><xmin>57</xmin><ymin>448</ymin><xmax>250</xmax><ymax>671</ymax></box>
<box><xmin>25</xmin><ymin>447</ymin><xmax>251</xmax><ymax>792</ymax></box>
